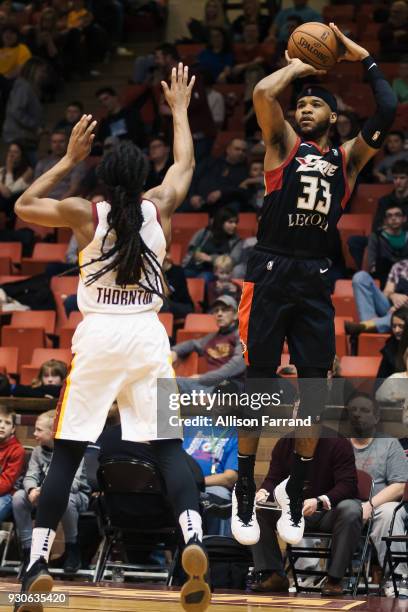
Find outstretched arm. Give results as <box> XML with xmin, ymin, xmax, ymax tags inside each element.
<box><xmin>253</xmin><ymin>53</ymin><xmax>326</xmax><ymax>171</ymax></box>
<box><xmin>145</xmin><ymin>63</ymin><xmax>195</xmax><ymax>223</ymax></box>
<box><xmin>331</xmin><ymin>23</ymin><xmax>398</xmax><ymax>187</ymax></box>
<box><xmin>14</xmin><ymin>115</ymin><xmax>97</xmax><ymax>230</ymax></box>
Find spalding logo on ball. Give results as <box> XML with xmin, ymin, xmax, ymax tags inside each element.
<box><xmin>288</xmin><ymin>22</ymin><xmax>340</xmax><ymax>70</ymax></box>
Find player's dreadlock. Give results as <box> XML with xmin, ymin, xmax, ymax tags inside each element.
<box><xmin>80</xmin><ymin>141</ymin><xmax>166</xmax><ymax>297</ymax></box>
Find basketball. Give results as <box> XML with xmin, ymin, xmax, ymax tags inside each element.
<box><xmin>288</xmin><ymin>22</ymin><xmax>340</xmax><ymax>70</ymax></box>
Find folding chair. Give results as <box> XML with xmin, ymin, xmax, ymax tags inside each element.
<box><xmin>93</xmin><ymin>459</ymin><xmax>182</xmax><ymax>584</ymax></box>
<box><xmin>287</xmin><ymin>469</ymin><xmax>374</xmax><ymax>597</ymax></box>
<box><xmin>381</xmin><ymin>482</ymin><xmax>408</xmax><ymax>597</ymax></box>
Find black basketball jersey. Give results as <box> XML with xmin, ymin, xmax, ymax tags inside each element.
<box><xmin>257</xmin><ymin>137</ymin><xmax>351</xmax><ymax>258</ymax></box>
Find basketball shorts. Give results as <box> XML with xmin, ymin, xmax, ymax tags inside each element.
<box><xmin>239</xmin><ymin>249</ymin><xmax>335</xmax><ymax>369</ymax></box>
<box><xmin>54</xmin><ymin>311</ymin><xmax>180</xmax><ymax>443</ymax></box>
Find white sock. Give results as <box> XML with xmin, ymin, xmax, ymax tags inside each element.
<box><xmin>179</xmin><ymin>509</ymin><xmax>203</xmax><ymax>544</ymax></box>
<box><xmin>27</xmin><ymin>528</ymin><xmax>56</xmax><ymax>571</ymax></box>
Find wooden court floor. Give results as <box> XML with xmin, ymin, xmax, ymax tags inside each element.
<box><xmin>0</xmin><ymin>581</ymin><xmax>405</xmax><ymax>612</ymax></box>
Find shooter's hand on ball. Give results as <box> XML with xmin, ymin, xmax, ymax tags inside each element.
<box><xmin>329</xmin><ymin>23</ymin><xmax>369</xmax><ymax>62</ymax></box>
<box><xmin>284</xmin><ymin>50</ymin><xmax>326</xmax><ymax>78</ymax></box>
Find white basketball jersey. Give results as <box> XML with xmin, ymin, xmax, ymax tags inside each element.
<box><xmin>77</xmin><ymin>199</ymin><xmax>166</xmax><ymax>315</ymax></box>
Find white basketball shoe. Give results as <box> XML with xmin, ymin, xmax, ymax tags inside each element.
<box><xmin>231</xmin><ymin>478</ymin><xmax>260</xmax><ymax>545</ymax></box>
<box><xmin>274</xmin><ymin>477</ymin><xmax>305</xmax><ymax>545</ymax></box>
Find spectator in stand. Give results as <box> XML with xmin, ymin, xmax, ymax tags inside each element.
<box><xmin>376</xmin><ymin>307</ymin><xmax>408</xmax><ymax>379</ymax></box>
<box><xmin>0</xmin><ymin>406</ymin><xmax>24</xmax><ymax>522</ymax></box>
<box><xmin>144</xmin><ymin>135</ymin><xmax>172</xmax><ymax>191</ymax></box>
<box><xmin>203</xmin><ymin>70</ymin><xmax>225</xmax><ymax>129</ymax></box>
<box><xmin>251</xmin><ymin>427</ymin><xmax>361</xmax><ymax>596</ymax></box>
<box><xmin>95</xmin><ymin>87</ymin><xmax>146</xmax><ymax>147</ymax></box>
<box><xmin>366</xmin><ymin>203</ymin><xmax>408</xmax><ymax>288</ymax></box>
<box><xmin>206</xmin><ymin>254</ymin><xmax>242</xmax><ymax>309</ymax></box>
<box><xmin>183</xmin><ymin>423</ymin><xmax>238</xmax><ymax>536</ymax></box>
<box><xmin>331</xmin><ymin>111</ymin><xmax>360</xmax><ymax>148</ymax></box>
<box><xmin>33</xmin><ymin>129</ymin><xmax>86</xmax><ymax>199</ymax></box>
<box><xmin>197</xmin><ymin>27</ymin><xmax>234</xmax><ymax>83</ymax></box>
<box><xmin>12</xmin><ymin>359</ymin><xmax>68</xmax><ymax>399</ymax></box>
<box><xmin>399</xmin><ymin>398</ymin><xmax>408</xmax><ymax>458</ymax></box>
<box><xmin>171</xmin><ymin>294</ymin><xmax>246</xmax><ymax>389</ymax></box>
<box><xmin>232</xmin><ymin>233</ymin><xmax>257</xmax><ymax>279</ymax></box>
<box><xmin>373</xmin><ymin>131</ymin><xmax>408</xmax><ymax>184</ymax></box>
<box><xmin>160</xmin><ymin>252</ymin><xmax>194</xmax><ymax>320</ymax></box>
<box><xmin>0</xmin><ymin>25</ymin><xmax>31</xmax><ymax>101</ymax></box>
<box><xmin>270</xmin><ymin>0</ymin><xmax>322</xmax><ymax>45</ymax></box>
<box><xmin>54</xmin><ymin>101</ymin><xmax>84</xmax><ymax>134</ymax></box>
<box><xmin>12</xmin><ymin>409</ymin><xmax>90</xmax><ymax>574</ymax></box>
<box><xmin>392</xmin><ymin>57</ymin><xmax>408</xmax><ymax>103</ymax></box>
<box><xmin>187</xmin><ymin>138</ymin><xmax>248</xmax><ymax>212</ymax></box>
<box><xmin>346</xmin><ymin>259</ymin><xmax>408</xmax><ymax>335</ymax></box>
<box><xmin>231</xmin><ymin>23</ymin><xmax>270</xmax><ymax>84</ymax></box>
<box><xmin>66</xmin><ymin>0</ymin><xmax>107</xmax><ymax>64</ymax></box>
<box><xmin>347</xmin><ymin>392</ymin><xmax>408</xmax><ymax>595</ymax></box>
<box><xmin>238</xmin><ymin>159</ymin><xmax>264</xmax><ymax>211</ymax></box>
<box><xmin>90</xmin><ymin>0</ymin><xmax>133</xmax><ymax>57</ymax></box>
<box><xmin>2</xmin><ymin>57</ymin><xmax>47</xmax><ymax>160</ymax></box>
<box><xmin>0</xmin><ymin>142</ymin><xmax>33</xmax><ymax>219</ymax></box>
<box><xmin>232</xmin><ymin>0</ymin><xmax>271</xmax><ymax>43</ymax></box>
<box><xmin>188</xmin><ymin>0</ymin><xmax>230</xmax><ymax>44</ymax></box>
<box><xmin>182</xmin><ymin>207</ymin><xmax>243</xmax><ymax>282</ymax></box>
<box><xmin>378</xmin><ymin>0</ymin><xmax>408</xmax><ymax>61</ymax></box>
<box><xmin>348</xmin><ymin>160</ymin><xmax>408</xmax><ymax>270</ymax></box>
<box><xmin>376</xmin><ymin>345</ymin><xmax>408</xmax><ymax>404</ymax></box>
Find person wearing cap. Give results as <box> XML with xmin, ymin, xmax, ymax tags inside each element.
<box><xmin>233</xmin><ymin>22</ymin><xmax>398</xmax><ymax>596</ymax></box>
<box><xmin>171</xmin><ymin>294</ymin><xmax>245</xmax><ymax>390</ymax></box>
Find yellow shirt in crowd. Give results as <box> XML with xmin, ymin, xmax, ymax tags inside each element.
<box><xmin>67</xmin><ymin>8</ymin><xmax>89</xmax><ymax>29</ymax></box>
<box><xmin>0</xmin><ymin>43</ymin><xmax>32</xmax><ymax>77</ymax></box>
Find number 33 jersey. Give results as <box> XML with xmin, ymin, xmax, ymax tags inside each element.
<box><xmin>258</xmin><ymin>137</ymin><xmax>351</xmax><ymax>258</ymax></box>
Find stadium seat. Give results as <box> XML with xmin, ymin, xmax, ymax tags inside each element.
<box><xmin>332</xmin><ymin>295</ymin><xmax>358</xmax><ymax>321</ymax></box>
<box><xmin>174</xmin><ymin>352</ymin><xmax>198</xmax><ymax>376</ymax></box>
<box><xmin>186</xmin><ymin>277</ymin><xmax>205</xmax><ymax>312</ymax></box>
<box><xmin>172</xmin><ymin>213</ymin><xmax>208</xmax><ymax>258</ymax></box>
<box><xmin>21</xmin><ymin>243</ymin><xmax>68</xmax><ymax>275</ymax></box>
<box><xmin>0</xmin><ymin>347</ymin><xmax>19</xmax><ymax>375</ymax></box>
<box><xmin>323</xmin><ymin>4</ymin><xmax>355</xmax><ymax>22</ymax></box>
<box><xmin>51</xmin><ymin>275</ymin><xmax>79</xmax><ymax>331</ymax></box>
<box><xmin>14</xmin><ymin>218</ymin><xmax>55</xmax><ymax>241</ymax></box>
<box><xmin>59</xmin><ymin>312</ymin><xmax>83</xmax><ymax>348</ymax></box>
<box><xmin>340</xmin><ymin>356</ymin><xmax>382</xmax><ymax>378</ymax></box>
<box><xmin>0</xmin><ymin>275</ymin><xmax>29</xmax><ymax>285</ymax></box>
<box><xmin>338</xmin><ymin>214</ymin><xmax>373</xmax><ymax>269</ymax></box>
<box><xmin>158</xmin><ymin>312</ymin><xmax>173</xmax><ymax>337</ymax></box>
<box><xmin>176</xmin><ymin>313</ymin><xmax>217</xmax><ymax>343</ymax></box>
<box><xmin>350</xmin><ymin>183</ymin><xmax>391</xmax><ymax>214</ymax></box>
<box><xmin>334</xmin><ymin>280</ymin><xmax>353</xmax><ymax>297</ymax></box>
<box><xmin>176</xmin><ymin>43</ymin><xmax>204</xmax><ymax>64</ymax></box>
<box><xmin>237</xmin><ymin>213</ymin><xmax>258</xmax><ymax>239</ymax></box>
<box><xmin>358</xmin><ymin>333</ymin><xmax>390</xmax><ymax>356</ymax></box>
<box><xmin>169</xmin><ymin>242</ymin><xmax>182</xmax><ymax>265</ymax></box>
<box><xmin>0</xmin><ymin>243</ymin><xmax>22</xmax><ymax>269</ymax></box>
<box><xmin>56</xmin><ymin>227</ymin><xmax>73</xmax><ymax>243</ymax></box>
<box><xmin>20</xmin><ymin>348</ymin><xmax>72</xmax><ymax>385</ymax></box>
<box><xmin>0</xmin><ymin>257</ymin><xmax>11</xmax><ymax>275</ymax></box>
<box><xmin>1</xmin><ymin>327</ymin><xmax>45</xmax><ymax>369</ymax></box>
<box><xmin>10</xmin><ymin>311</ymin><xmax>56</xmax><ymax>335</ymax></box>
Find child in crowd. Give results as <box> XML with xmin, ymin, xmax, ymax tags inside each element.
<box><xmin>12</xmin><ymin>410</ymin><xmax>90</xmax><ymax>575</ymax></box>
<box><xmin>0</xmin><ymin>406</ymin><xmax>24</xmax><ymax>522</ymax></box>
<box><xmin>12</xmin><ymin>359</ymin><xmax>67</xmax><ymax>399</ymax></box>
<box><xmin>206</xmin><ymin>254</ymin><xmax>242</xmax><ymax>309</ymax></box>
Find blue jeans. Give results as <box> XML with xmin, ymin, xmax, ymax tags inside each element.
<box><xmin>352</xmin><ymin>271</ymin><xmax>392</xmax><ymax>332</ymax></box>
<box><xmin>0</xmin><ymin>494</ymin><xmax>12</xmax><ymax>522</ymax></box>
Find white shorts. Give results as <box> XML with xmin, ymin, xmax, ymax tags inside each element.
<box><xmin>54</xmin><ymin>311</ymin><xmax>181</xmax><ymax>443</ymax></box>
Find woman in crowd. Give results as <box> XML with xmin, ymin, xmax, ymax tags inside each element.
<box><xmin>0</xmin><ymin>142</ymin><xmax>33</xmax><ymax>219</ymax></box>
<box><xmin>0</xmin><ymin>24</ymin><xmax>32</xmax><ymax>105</ymax></box>
<box><xmin>377</xmin><ymin>307</ymin><xmax>408</xmax><ymax>380</ymax></box>
<box><xmin>331</xmin><ymin>111</ymin><xmax>360</xmax><ymax>147</ymax></box>
<box><xmin>183</xmin><ymin>207</ymin><xmax>242</xmax><ymax>282</ymax></box>
<box><xmin>197</xmin><ymin>27</ymin><xmax>234</xmax><ymax>82</ymax></box>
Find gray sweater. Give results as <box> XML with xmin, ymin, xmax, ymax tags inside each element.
<box><xmin>23</xmin><ymin>445</ymin><xmax>90</xmax><ymax>498</ymax></box>
<box><xmin>2</xmin><ymin>77</ymin><xmax>43</xmax><ymax>146</ymax></box>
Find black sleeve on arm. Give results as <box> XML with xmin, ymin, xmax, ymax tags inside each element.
<box><xmin>361</xmin><ymin>56</ymin><xmax>398</xmax><ymax>149</ymax></box>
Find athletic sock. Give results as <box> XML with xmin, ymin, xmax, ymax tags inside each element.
<box><xmin>27</xmin><ymin>528</ymin><xmax>56</xmax><ymax>571</ymax></box>
<box><xmin>179</xmin><ymin>509</ymin><xmax>203</xmax><ymax>544</ymax></box>
<box><xmin>238</xmin><ymin>453</ymin><xmax>255</xmax><ymax>481</ymax></box>
<box><xmin>286</xmin><ymin>453</ymin><xmax>313</xmax><ymax>500</ymax></box>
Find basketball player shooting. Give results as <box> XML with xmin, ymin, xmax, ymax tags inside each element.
<box><xmin>232</xmin><ymin>24</ymin><xmax>398</xmax><ymax>547</ymax></box>
<box><xmin>13</xmin><ymin>64</ymin><xmax>211</xmax><ymax>612</ymax></box>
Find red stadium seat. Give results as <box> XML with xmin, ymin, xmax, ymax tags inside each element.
<box><xmin>176</xmin><ymin>313</ymin><xmax>217</xmax><ymax>343</ymax></box>
<box><xmin>158</xmin><ymin>312</ymin><xmax>174</xmax><ymax>337</ymax></box>
<box><xmin>0</xmin><ymin>275</ymin><xmax>29</xmax><ymax>285</ymax></box>
<box><xmin>59</xmin><ymin>312</ymin><xmax>83</xmax><ymax>348</ymax></box>
<box><xmin>20</xmin><ymin>348</ymin><xmax>72</xmax><ymax>385</ymax></box>
<box><xmin>358</xmin><ymin>333</ymin><xmax>390</xmax><ymax>356</ymax></box>
<box><xmin>334</xmin><ymin>279</ymin><xmax>353</xmax><ymax>297</ymax></box>
<box><xmin>172</xmin><ymin>213</ymin><xmax>208</xmax><ymax>258</ymax></box>
<box><xmin>56</xmin><ymin>228</ymin><xmax>73</xmax><ymax>243</ymax></box>
<box><xmin>169</xmin><ymin>243</ymin><xmax>182</xmax><ymax>265</ymax></box>
<box><xmin>10</xmin><ymin>311</ymin><xmax>56</xmax><ymax>335</ymax></box>
<box><xmin>51</xmin><ymin>275</ymin><xmax>78</xmax><ymax>332</ymax></box>
<box><xmin>0</xmin><ymin>257</ymin><xmax>11</xmax><ymax>275</ymax></box>
<box><xmin>0</xmin><ymin>346</ymin><xmax>19</xmax><ymax>375</ymax></box>
<box><xmin>14</xmin><ymin>218</ymin><xmax>55</xmax><ymax>241</ymax></box>
<box><xmin>1</xmin><ymin>327</ymin><xmax>45</xmax><ymax>369</ymax></box>
<box><xmin>237</xmin><ymin>213</ymin><xmax>257</xmax><ymax>239</ymax></box>
<box><xmin>0</xmin><ymin>243</ymin><xmax>22</xmax><ymax>266</ymax></box>
<box><xmin>340</xmin><ymin>355</ymin><xmax>382</xmax><ymax>377</ymax></box>
<box><xmin>350</xmin><ymin>183</ymin><xmax>392</xmax><ymax>214</ymax></box>
<box><xmin>338</xmin><ymin>214</ymin><xmax>373</xmax><ymax>269</ymax></box>
<box><xmin>174</xmin><ymin>352</ymin><xmax>198</xmax><ymax>377</ymax></box>
<box><xmin>332</xmin><ymin>295</ymin><xmax>358</xmax><ymax>321</ymax></box>
<box><xmin>21</xmin><ymin>243</ymin><xmax>68</xmax><ymax>275</ymax></box>
<box><xmin>186</xmin><ymin>278</ymin><xmax>205</xmax><ymax>312</ymax></box>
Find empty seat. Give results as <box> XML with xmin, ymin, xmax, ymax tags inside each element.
<box><xmin>340</xmin><ymin>356</ymin><xmax>382</xmax><ymax>378</ymax></box>
<box><xmin>237</xmin><ymin>213</ymin><xmax>257</xmax><ymax>239</ymax></box>
<box><xmin>350</xmin><ymin>183</ymin><xmax>391</xmax><ymax>214</ymax></box>
<box><xmin>1</xmin><ymin>327</ymin><xmax>45</xmax><ymax>369</ymax></box>
<box><xmin>172</xmin><ymin>213</ymin><xmax>208</xmax><ymax>259</ymax></box>
<box><xmin>186</xmin><ymin>278</ymin><xmax>205</xmax><ymax>312</ymax></box>
<box><xmin>59</xmin><ymin>312</ymin><xmax>83</xmax><ymax>348</ymax></box>
<box><xmin>14</xmin><ymin>218</ymin><xmax>55</xmax><ymax>241</ymax></box>
<box><xmin>358</xmin><ymin>333</ymin><xmax>390</xmax><ymax>356</ymax></box>
<box><xmin>176</xmin><ymin>313</ymin><xmax>217</xmax><ymax>343</ymax></box>
<box><xmin>169</xmin><ymin>242</ymin><xmax>182</xmax><ymax>265</ymax></box>
<box><xmin>0</xmin><ymin>257</ymin><xmax>11</xmax><ymax>274</ymax></box>
<box><xmin>0</xmin><ymin>346</ymin><xmax>19</xmax><ymax>375</ymax></box>
<box><xmin>50</xmin><ymin>275</ymin><xmax>78</xmax><ymax>331</ymax></box>
<box><xmin>332</xmin><ymin>295</ymin><xmax>358</xmax><ymax>321</ymax></box>
<box><xmin>10</xmin><ymin>311</ymin><xmax>56</xmax><ymax>335</ymax></box>
<box><xmin>0</xmin><ymin>242</ymin><xmax>22</xmax><ymax>265</ymax></box>
<box><xmin>21</xmin><ymin>243</ymin><xmax>68</xmax><ymax>275</ymax></box>
<box><xmin>158</xmin><ymin>312</ymin><xmax>173</xmax><ymax>337</ymax></box>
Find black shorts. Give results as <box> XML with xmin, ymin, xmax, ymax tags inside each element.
<box><xmin>238</xmin><ymin>248</ymin><xmax>335</xmax><ymax>369</ymax></box>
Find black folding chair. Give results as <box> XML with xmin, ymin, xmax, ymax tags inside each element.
<box><xmin>381</xmin><ymin>481</ymin><xmax>408</xmax><ymax>597</ymax></box>
<box><xmin>287</xmin><ymin>469</ymin><xmax>374</xmax><ymax>597</ymax></box>
<box><xmin>93</xmin><ymin>458</ymin><xmax>182</xmax><ymax>583</ymax></box>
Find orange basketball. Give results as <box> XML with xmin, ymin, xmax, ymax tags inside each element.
<box><xmin>288</xmin><ymin>22</ymin><xmax>339</xmax><ymax>70</ymax></box>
